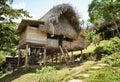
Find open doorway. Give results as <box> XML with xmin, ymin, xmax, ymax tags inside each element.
<box><xmin>58</xmin><ymin>35</ymin><xmax>64</xmax><ymax>47</ymax></box>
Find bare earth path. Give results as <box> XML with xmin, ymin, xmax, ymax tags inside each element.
<box><xmin>65</xmin><ymin>61</ymin><xmax>108</xmax><ymax>82</ymax></box>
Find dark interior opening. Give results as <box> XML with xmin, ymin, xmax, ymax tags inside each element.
<box><xmin>58</xmin><ymin>35</ymin><xmax>64</xmax><ymax>47</ymax></box>
<box><xmin>47</xmin><ymin>33</ymin><xmax>73</xmax><ymax>42</ymax></box>
<box><xmin>47</xmin><ymin>33</ymin><xmax>58</xmax><ymax>39</ymax></box>
<box><xmin>64</xmin><ymin>37</ymin><xmax>73</xmax><ymax>42</ymax></box>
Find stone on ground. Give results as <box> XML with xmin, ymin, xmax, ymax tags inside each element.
<box><xmin>76</xmin><ymin>73</ymin><xmax>90</xmax><ymax>78</ymax></box>
<box><xmin>68</xmin><ymin>79</ymin><xmax>83</xmax><ymax>82</ymax></box>
<box><xmin>91</xmin><ymin>66</ymin><xmax>102</xmax><ymax>69</ymax></box>
<box><xmin>97</xmin><ymin>63</ymin><xmax>108</xmax><ymax>66</ymax></box>
<box><xmin>88</xmin><ymin>70</ymin><xmax>95</xmax><ymax>73</ymax></box>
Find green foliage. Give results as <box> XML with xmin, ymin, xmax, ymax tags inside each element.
<box><xmin>94</xmin><ymin>45</ymin><xmax>112</xmax><ymax>55</ymax></box>
<box><xmin>0</xmin><ymin>51</ymin><xmax>6</xmax><ymax>65</ymax></box>
<box><xmin>0</xmin><ymin>23</ymin><xmax>19</xmax><ymax>52</ymax></box>
<box><xmin>85</xmin><ymin>66</ymin><xmax>120</xmax><ymax>82</ymax></box>
<box><xmin>88</xmin><ymin>0</ymin><xmax>120</xmax><ymax>23</ymax></box>
<box><xmin>94</xmin><ymin>37</ymin><xmax>120</xmax><ymax>55</ymax></box>
<box><xmin>0</xmin><ymin>0</ymin><xmax>31</xmax><ymax>52</ymax></box>
<box><xmin>0</xmin><ymin>0</ymin><xmax>31</xmax><ymax>22</ymax></box>
<box><xmin>36</xmin><ymin>66</ymin><xmax>56</xmax><ymax>74</ymax></box>
<box><xmin>36</xmin><ymin>66</ymin><xmax>57</xmax><ymax>82</ymax></box>
<box><xmin>88</xmin><ymin>0</ymin><xmax>120</xmax><ymax>38</ymax></box>
<box><xmin>102</xmin><ymin>52</ymin><xmax>120</xmax><ymax>66</ymax></box>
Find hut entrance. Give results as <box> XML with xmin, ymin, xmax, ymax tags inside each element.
<box><xmin>58</xmin><ymin>35</ymin><xmax>64</xmax><ymax>47</ymax></box>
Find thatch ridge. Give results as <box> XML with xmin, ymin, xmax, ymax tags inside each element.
<box><xmin>39</xmin><ymin>4</ymin><xmax>81</xmax><ymax>33</ymax></box>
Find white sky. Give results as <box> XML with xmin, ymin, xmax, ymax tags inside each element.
<box><xmin>12</xmin><ymin>0</ymin><xmax>91</xmax><ymax>22</ymax></box>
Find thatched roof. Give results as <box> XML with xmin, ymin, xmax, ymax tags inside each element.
<box><xmin>97</xmin><ymin>19</ymin><xmax>120</xmax><ymax>33</ymax></box>
<box><xmin>39</xmin><ymin>4</ymin><xmax>80</xmax><ymax>32</ymax></box>
<box><xmin>17</xmin><ymin>4</ymin><xmax>81</xmax><ymax>39</ymax></box>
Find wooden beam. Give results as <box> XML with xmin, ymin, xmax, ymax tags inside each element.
<box><xmin>43</xmin><ymin>47</ymin><xmax>46</xmax><ymax>65</ymax></box>
<box><xmin>25</xmin><ymin>44</ymin><xmax>29</xmax><ymax>67</ymax></box>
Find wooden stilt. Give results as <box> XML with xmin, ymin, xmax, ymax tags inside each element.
<box><xmin>56</xmin><ymin>53</ymin><xmax>58</xmax><ymax>64</ymax></box>
<box><xmin>17</xmin><ymin>49</ymin><xmax>20</xmax><ymax>67</ymax></box>
<box><xmin>58</xmin><ymin>53</ymin><xmax>62</xmax><ymax>63</ymax></box>
<box><xmin>80</xmin><ymin>50</ymin><xmax>83</xmax><ymax>63</ymax></box>
<box><xmin>25</xmin><ymin>44</ymin><xmax>29</xmax><ymax>67</ymax></box>
<box><xmin>51</xmin><ymin>55</ymin><xmax>54</xmax><ymax>63</ymax></box>
<box><xmin>71</xmin><ymin>51</ymin><xmax>74</xmax><ymax>63</ymax></box>
<box><xmin>43</xmin><ymin>47</ymin><xmax>46</xmax><ymax>65</ymax></box>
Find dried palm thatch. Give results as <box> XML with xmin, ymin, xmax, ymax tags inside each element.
<box><xmin>17</xmin><ymin>4</ymin><xmax>81</xmax><ymax>39</ymax></box>
<box><xmin>39</xmin><ymin>4</ymin><xmax>81</xmax><ymax>39</ymax></box>
<box><xmin>98</xmin><ymin>19</ymin><xmax>120</xmax><ymax>33</ymax></box>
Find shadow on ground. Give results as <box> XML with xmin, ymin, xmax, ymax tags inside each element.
<box><xmin>0</xmin><ymin>61</ymin><xmax>82</xmax><ymax>82</ymax></box>
<box><xmin>0</xmin><ymin>66</ymin><xmax>40</xmax><ymax>82</ymax></box>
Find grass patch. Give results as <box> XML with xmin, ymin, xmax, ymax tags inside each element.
<box><xmin>0</xmin><ymin>65</ymin><xmax>76</xmax><ymax>82</ymax></box>
<box><xmin>84</xmin><ymin>66</ymin><xmax>120</xmax><ymax>82</ymax></box>
<box><xmin>63</xmin><ymin>61</ymin><xmax>96</xmax><ymax>82</ymax></box>
<box><xmin>83</xmin><ymin>43</ymin><xmax>96</xmax><ymax>53</ymax></box>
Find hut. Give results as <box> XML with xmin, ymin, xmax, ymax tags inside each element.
<box><xmin>17</xmin><ymin>4</ymin><xmax>85</xmax><ymax>66</ymax></box>
<box><xmin>96</xmin><ymin>19</ymin><xmax>120</xmax><ymax>39</ymax></box>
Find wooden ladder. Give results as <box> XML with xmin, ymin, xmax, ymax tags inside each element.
<box><xmin>59</xmin><ymin>46</ymin><xmax>69</xmax><ymax>64</ymax></box>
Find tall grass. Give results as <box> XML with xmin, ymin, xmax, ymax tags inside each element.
<box><xmin>0</xmin><ymin>51</ymin><xmax>6</xmax><ymax>65</ymax></box>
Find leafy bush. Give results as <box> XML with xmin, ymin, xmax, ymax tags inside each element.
<box><xmin>0</xmin><ymin>51</ymin><xmax>6</xmax><ymax>65</ymax></box>
<box><xmin>36</xmin><ymin>66</ymin><xmax>57</xmax><ymax>82</ymax></box>
<box><xmin>36</xmin><ymin>66</ymin><xmax>56</xmax><ymax>73</ymax></box>
<box><xmin>102</xmin><ymin>52</ymin><xmax>120</xmax><ymax>67</ymax></box>
<box><xmin>94</xmin><ymin>37</ymin><xmax>120</xmax><ymax>60</ymax></box>
<box><xmin>94</xmin><ymin>46</ymin><xmax>112</xmax><ymax>55</ymax></box>
<box><xmin>84</xmin><ymin>66</ymin><xmax>120</xmax><ymax>82</ymax></box>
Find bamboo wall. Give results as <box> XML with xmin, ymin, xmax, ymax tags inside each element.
<box><xmin>19</xmin><ymin>31</ymin><xmax>26</xmax><ymax>47</ymax></box>
<box><xmin>47</xmin><ymin>39</ymin><xmax>58</xmax><ymax>48</ymax></box>
<box><xmin>26</xmin><ymin>26</ymin><xmax>47</xmax><ymax>44</ymax></box>
<box><xmin>63</xmin><ymin>41</ymin><xmax>71</xmax><ymax>49</ymax></box>
<box><xmin>19</xmin><ymin>25</ymin><xmax>85</xmax><ymax>50</ymax></box>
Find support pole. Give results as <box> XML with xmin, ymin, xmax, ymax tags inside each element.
<box><xmin>43</xmin><ymin>47</ymin><xmax>46</xmax><ymax>65</ymax></box>
<box><xmin>17</xmin><ymin>49</ymin><xmax>20</xmax><ymax>67</ymax></box>
<box><xmin>80</xmin><ymin>50</ymin><xmax>83</xmax><ymax>63</ymax></box>
<box><xmin>56</xmin><ymin>53</ymin><xmax>58</xmax><ymax>64</ymax></box>
<box><xmin>58</xmin><ymin>53</ymin><xmax>62</xmax><ymax>63</ymax></box>
<box><xmin>25</xmin><ymin>44</ymin><xmax>28</xmax><ymax>67</ymax></box>
<box><xmin>51</xmin><ymin>55</ymin><xmax>54</xmax><ymax>63</ymax></box>
<box><xmin>71</xmin><ymin>51</ymin><xmax>74</xmax><ymax>63</ymax></box>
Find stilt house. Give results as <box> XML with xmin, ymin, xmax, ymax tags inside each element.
<box><xmin>17</xmin><ymin>4</ymin><xmax>85</xmax><ymax>66</ymax></box>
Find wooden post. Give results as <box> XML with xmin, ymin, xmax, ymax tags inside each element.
<box><xmin>81</xmin><ymin>50</ymin><xmax>82</xmax><ymax>55</ymax></box>
<box><xmin>58</xmin><ymin>53</ymin><xmax>61</xmax><ymax>63</ymax></box>
<box><xmin>80</xmin><ymin>50</ymin><xmax>83</xmax><ymax>63</ymax></box>
<box><xmin>51</xmin><ymin>55</ymin><xmax>54</xmax><ymax>63</ymax></box>
<box><xmin>25</xmin><ymin>44</ymin><xmax>28</xmax><ymax>67</ymax></box>
<box><xmin>43</xmin><ymin>47</ymin><xmax>46</xmax><ymax>65</ymax></box>
<box><xmin>71</xmin><ymin>51</ymin><xmax>74</xmax><ymax>63</ymax></box>
<box><xmin>56</xmin><ymin>53</ymin><xmax>58</xmax><ymax>64</ymax></box>
<box><xmin>17</xmin><ymin>49</ymin><xmax>20</xmax><ymax>67</ymax></box>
